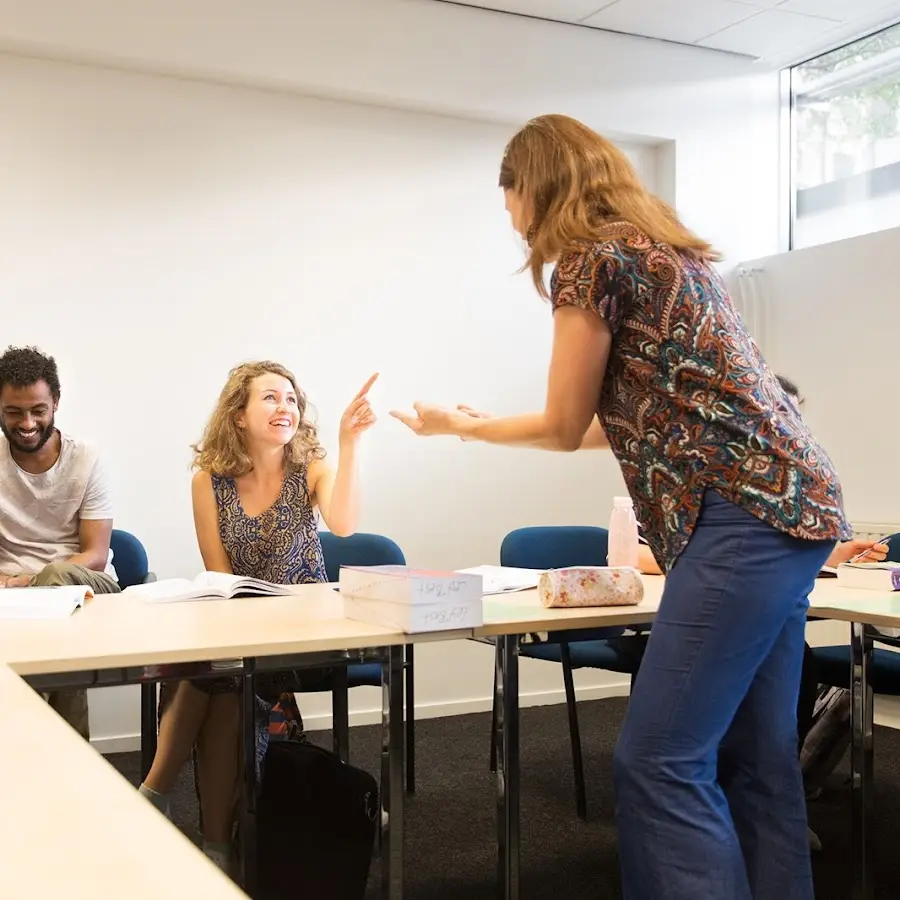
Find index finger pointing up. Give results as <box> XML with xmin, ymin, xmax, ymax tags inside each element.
<box><xmin>354</xmin><ymin>372</ymin><xmax>379</xmax><ymax>400</ymax></box>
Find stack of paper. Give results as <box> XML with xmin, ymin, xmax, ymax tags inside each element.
<box><xmin>0</xmin><ymin>586</ymin><xmax>92</xmax><ymax>620</ymax></box>
<box><xmin>456</xmin><ymin>565</ymin><xmax>542</xmax><ymax>595</ymax></box>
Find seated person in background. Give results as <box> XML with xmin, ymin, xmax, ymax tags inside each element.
<box><xmin>138</xmin><ymin>361</ymin><xmax>377</xmax><ymax>874</ymax></box>
<box><xmin>0</xmin><ymin>345</ymin><xmax>119</xmax><ymax>740</ymax></box>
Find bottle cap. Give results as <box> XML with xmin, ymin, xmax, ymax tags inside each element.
<box><xmin>613</xmin><ymin>496</ymin><xmax>633</xmax><ymax>507</ymax></box>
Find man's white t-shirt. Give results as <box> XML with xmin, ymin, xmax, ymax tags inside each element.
<box><xmin>0</xmin><ymin>433</ymin><xmax>114</xmax><ymax>576</ymax></box>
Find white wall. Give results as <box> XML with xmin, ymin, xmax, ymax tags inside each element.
<box><xmin>794</xmin><ymin>189</ymin><xmax>900</xmax><ymax>250</ymax></box>
<box><xmin>0</xmin><ymin>1</ymin><xmax>783</xmax><ymax>750</ymax></box>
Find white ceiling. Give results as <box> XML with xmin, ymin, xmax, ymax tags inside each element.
<box><xmin>439</xmin><ymin>0</ymin><xmax>900</xmax><ymax>64</ymax></box>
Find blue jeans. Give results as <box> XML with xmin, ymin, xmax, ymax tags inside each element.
<box><xmin>613</xmin><ymin>490</ymin><xmax>834</xmax><ymax>900</ymax></box>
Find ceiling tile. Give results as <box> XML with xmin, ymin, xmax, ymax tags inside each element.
<box><xmin>447</xmin><ymin>0</ymin><xmax>617</xmax><ymax>23</ymax></box>
<box><xmin>778</xmin><ymin>0</ymin><xmax>900</xmax><ymax>20</ymax></box>
<box><xmin>582</xmin><ymin>0</ymin><xmax>762</xmax><ymax>43</ymax></box>
<box><xmin>698</xmin><ymin>8</ymin><xmax>842</xmax><ymax>55</ymax></box>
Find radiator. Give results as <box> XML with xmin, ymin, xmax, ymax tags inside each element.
<box><xmin>850</xmin><ymin>522</ymin><xmax>900</xmax><ymax>542</ymax></box>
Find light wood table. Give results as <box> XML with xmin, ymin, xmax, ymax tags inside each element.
<box><xmin>0</xmin><ymin>584</ymin><xmax>470</xmax><ymax>900</ymax></box>
<box><xmin>477</xmin><ymin>575</ymin><xmax>900</xmax><ymax>900</ymax></box>
<box><xmin>0</xmin><ymin>663</ymin><xmax>248</xmax><ymax>899</ymax></box>
<box><xmin>0</xmin><ymin>584</ymin><xmax>404</xmax><ymax>676</ymax></box>
<box><xmin>475</xmin><ymin>577</ymin><xmax>664</xmax><ymax>900</ymax></box>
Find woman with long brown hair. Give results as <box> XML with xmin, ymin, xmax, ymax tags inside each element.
<box><xmin>139</xmin><ymin>360</ymin><xmax>376</xmax><ymax>875</ymax></box>
<box><xmin>392</xmin><ymin>115</ymin><xmax>849</xmax><ymax>899</ymax></box>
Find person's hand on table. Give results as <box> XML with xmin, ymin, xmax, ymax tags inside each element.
<box><xmin>827</xmin><ymin>539</ymin><xmax>889</xmax><ymax>567</ymax></box>
<box><xmin>0</xmin><ymin>573</ymin><xmax>33</xmax><ymax>588</ymax></box>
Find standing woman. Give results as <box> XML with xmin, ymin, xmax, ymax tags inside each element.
<box><xmin>391</xmin><ymin>115</ymin><xmax>849</xmax><ymax>899</ymax></box>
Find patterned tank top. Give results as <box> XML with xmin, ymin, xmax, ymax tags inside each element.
<box><xmin>211</xmin><ymin>465</ymin><xmax>327</xmax><ymax>585</ymax></box>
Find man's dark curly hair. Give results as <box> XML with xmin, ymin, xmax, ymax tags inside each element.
<box><xmin>0</xmin><ymin>346</ymin><xmax>61</xmax><ymax>400</ymax></box>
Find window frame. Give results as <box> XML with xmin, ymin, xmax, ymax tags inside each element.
<box><xmin>781</xmin><ymin>20</ymin><xmax>900</xmax><ymax>251</ymax></box>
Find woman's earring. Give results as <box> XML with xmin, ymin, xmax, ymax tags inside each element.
<box><xmin>526</xmin><ymin>225</ymin><xmax>536</xmax><ymax>245</ymax></box>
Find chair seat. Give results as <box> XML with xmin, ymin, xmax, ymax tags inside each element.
<box><xmin>347</xmin><ymin>662</ymin><xmax>383</xmax><ymax>688</ymax></box>
<box><xmin>521</xmin><ymin>636</ymin><xmax>645</xmax><ymax>675</ymax></box>
<box><xmin>813</xmin><ymin>645</ymin><xmax>900</xmax><ymax>695</ymax></box>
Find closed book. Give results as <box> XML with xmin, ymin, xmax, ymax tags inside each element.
<box><xmin>836</xmin><ymin>561</ymin><xmax>900</xmax><ymax>592</ymax></box>
<box><xmin>339</xmin><ymin>565</ymin><xmax>484</xmax><ymax>633</ymax></box>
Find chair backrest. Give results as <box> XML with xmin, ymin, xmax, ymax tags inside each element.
<box><xmin>886</xmin><ymin>533</ymin><xmax>900</xmax><ymax>563</ymax></box>
<box><xmin>317</xmin><ymin>531</ymin><xmax>407</xmax><ymax>583</ymax></box>
<box><xmin>501</xmin><ymin>525</ymin><xmax>609</xmax><ymax>570</ymax></box>
<box><xmin>110</xmin><ymin>529</ymin><xmax>150</xmax><ymax>589</ymax></box>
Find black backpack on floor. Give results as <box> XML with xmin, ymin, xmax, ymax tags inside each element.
<box><xmin>255</xmin><ymin>739</ymin><xmax>379</xmax><ymax>900</ymax></box>
<box><xmin>800</xmin><ymin>684</ymin><xmax>851</xmax><ymax>796</ymax></box>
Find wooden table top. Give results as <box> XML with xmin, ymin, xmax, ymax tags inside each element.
<box><xmin>0</xmin><ymin>664</ymin><xmax>248</xmax><ymax>899</ymax></box>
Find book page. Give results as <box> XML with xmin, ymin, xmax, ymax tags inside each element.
<box><xmin>0</xmin><ymin>586</ymin><xmax>89</xmax><ymax>619</ymax></box>
<box><xmin>193</xmin><ymin>571</ymin><xmax>245</xmax><ymax>592</ymax></box>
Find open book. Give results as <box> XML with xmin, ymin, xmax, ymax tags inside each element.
<box><xmin>123</xmin><ymin>571</ymin><xmax>297</xmax><ymax>603</ymax></box>
<box><xmin>455</xmin><ymin>565</ymin><xmax>542</xmax><ymax>595</ymax></box>
<box><xmin>0</xmin><ymin>585</ymin><xmax>92</xmax><ymax>619</ymax></box>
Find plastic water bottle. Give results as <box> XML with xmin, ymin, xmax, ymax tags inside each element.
<box><xmin>608</xmin><ymin>496</ymin><xmax>639</xmax><ymax>568</ymax></box>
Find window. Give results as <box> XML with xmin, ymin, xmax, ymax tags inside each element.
<box><xmin>788</xmin><ymin>22</ymin><xmax>900</xmax><ymax>250</ymax></box>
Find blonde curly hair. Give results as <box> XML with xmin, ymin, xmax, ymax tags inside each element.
<box><xmin>192</xmin><ymin>360</ymin><xmax>325</xmax><ymax>477</ymax></box>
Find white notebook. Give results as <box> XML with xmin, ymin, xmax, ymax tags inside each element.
<box><xmin>836</xmin><ymin>561</ymin><xmax>900</xmax><ymax>592</ymax></box>
<box><xmin>124</xmin><ymin>571</ymin><xmax>297</xmax><ymax>603</ymax></box>
<box><xmin>0</xmin><ymin>585</ymin><xmax>92</xmax><ymax>619</ymax></box>
<box><xmin>456</xmin><ymin>565</ymin><xmax>542</xmax><ymax>595</ymax></box>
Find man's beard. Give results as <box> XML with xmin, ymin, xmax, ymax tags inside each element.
<box><xmin>0</xmin><ymin>416</ymin><xmax>56</xmax><ymax>454</ymax></box>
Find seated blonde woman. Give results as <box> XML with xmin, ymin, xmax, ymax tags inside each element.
<box><xmin>137</xmin><ymin>361</ymin><xmax>377</xmax><ymax>873</ymax></box>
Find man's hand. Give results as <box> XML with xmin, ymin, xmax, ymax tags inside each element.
<box><xmin>0</xmin><ymin>573</ymin><xmax>33</xmax><ymax>588</ymax></box>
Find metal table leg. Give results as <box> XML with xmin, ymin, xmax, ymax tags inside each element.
<box><xmin>241</xmin><ymin>658</ymin><xmax>258</xmax><ymax>896</ymax></box>
<box><xmin>139</xmin><ymin>682</ymin><xmax>158</xmax><ymax>782</ymax></box>
<box><xmin>381</xmin><ymin>645</ymin><xmax>405</xmax><ymax>900</ymax></box>
<box><xmin>495</xmin><ymin>635</ymin><xmax>520</xmax><ymax>900</ymax></box>
<box><xmin>850</xmin><ymin>622</ymin><xmax>874</xmax><ymax>900</ymax></box>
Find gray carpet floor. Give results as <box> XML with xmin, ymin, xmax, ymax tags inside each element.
<box><xmin>107</xmin><ymin>697</ymin><xmax>900</xmax><ymax>898</ymax></box>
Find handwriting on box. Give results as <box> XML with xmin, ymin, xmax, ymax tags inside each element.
<box><xmin>417</xmin><ymin>579</ymin><xmax>471</xmax><ymax>600</ymax></box>
<box><xmin>421</xmin><ymin>606</ymin><xmax>470</xmax><ymax>626</ymax></box>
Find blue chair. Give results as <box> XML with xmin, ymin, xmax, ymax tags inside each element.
<box><xmin>490</xmin><ymin>526</ymin><xmax>647</xmax><ymax>819</ymax></box>
<box><xmin>813</xmin><ymin>533</ymin><xmax>900</xmax><ymax>693</ymax></box>
<box><xmin>110</xmin><ymin>529</ymin><xmax>159</xmax><ymax>779</ymax></box>
<box><xmin>111</xmin><ymin>529</ymin><xmax>153</xmax><ymax>588</ymax></box>
<box><xmin>314</xmin><ymin>532</ymin><xmax>416</xmax><ymax>794</ymax></box>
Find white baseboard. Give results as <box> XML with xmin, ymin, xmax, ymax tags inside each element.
<box><xmin>91</xmin><ymin>680</ymin><xmax>632</xmax><ymax>755</ymax></box>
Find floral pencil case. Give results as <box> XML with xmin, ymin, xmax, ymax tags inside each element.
<box><xmin>538</xmin><ymin>566</ymin><xmax>644</xmax><ymax>609</ymax></box>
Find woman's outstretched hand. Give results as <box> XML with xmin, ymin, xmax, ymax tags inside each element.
<box><xmin>389</xmin><ymin>402</ymin><xmax>469</xmax><ymax>437</ymax></box>
<box><xmin>339</xmin><ymin>373</ymin><xmax>379</xmax><ymax>443</ymax></box>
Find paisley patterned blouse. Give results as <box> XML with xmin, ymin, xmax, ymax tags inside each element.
<box><xmin>551</xmin><ymin>220</ymin><xmax>851</xmax><ymax>572</ymax></box>
<box><xmin>211</xmin><ymin>465</ymin><xmax>326</xmax><ymax>585</ymax></box>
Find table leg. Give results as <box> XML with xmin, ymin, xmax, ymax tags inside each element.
<box><xmin>381</xmin><ymin>645</ymin><xmax>404</xmax><ymax>900</ymax></box>
<box><xmin>139</xmin><ymin>682</ymin><xmax>158</xmax><ymax>782</ymax></box>
<box><xmin>850</xmin><ymin>622</ymin><xmax>874</xmax><ymax>900</ymax></box>
<box><xmin>495</xmin><ymin>635</ymin><xmax>520</xmax><ymax>900</ymax></box>
<box><xmin>241</xmin><ymin>658</ymin><xmax>258</xmax><ymax>895</ymax></box>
